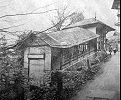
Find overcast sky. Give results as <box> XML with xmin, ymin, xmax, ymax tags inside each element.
<box><xmin>0</xmin><ymin>0</ymin><xmax>118</xmax><ymax>44</ymax></box>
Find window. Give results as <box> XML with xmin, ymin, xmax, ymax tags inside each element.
<box><xmin>86</xmin><ymin>44</ymin><xmax>88</xmax><ymax>50</ymax></box>
<box><xmin>79</xmin><ymin>44</ymin><xmax>83</xmax><ymax>52</ymax></box>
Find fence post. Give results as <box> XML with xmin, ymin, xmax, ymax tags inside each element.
<box><xmin>51</xmin><ymin>70</ymin><xmax>63</xmax><ymax>99</ymax></box>
<box><xmin>87</xmin><ymin>59</ymin><xmax>90</xmax><ymax>70</ymax></box>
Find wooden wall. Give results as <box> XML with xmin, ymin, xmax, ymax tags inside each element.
<box><xmin>51</xmin><ymin>47</ymin><xmax>61</xmax><ymax>70</ymax></box>
<box><xmin>24</xmin><ymin>46</ymin><xmax>51</xmax><ymax>86</ymax></box>
<box><xmin>24</xmin><ymin>46</ymin><xmax>51</xmax><ymax>69</ymax></box>
<box><xmin>96</xmin><ymin>24</ymin><xmax>107</xmax><ymax>50</ymax></box>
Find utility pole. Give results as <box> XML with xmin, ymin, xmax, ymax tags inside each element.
<box><xmin>95</xmin><ymin>12</ymin><xmax>97</xmax><ymax>19</ymax></box>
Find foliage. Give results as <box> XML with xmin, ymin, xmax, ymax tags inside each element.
<box><xmin>61</xmin><ymin>67</ymin><xmax>100</xmax><ymax>99</ymax></box>
<box><xmin>27</xmin><ymin>63</ymin><xmax>101</xmax><ymax>100</ymax></box>
<box><xmin>0</xmin><ymin>35</ymin><xmax>109</xmax><ymax>100</ymax></box>
<box><xmin>0</xmin><ymin>36</ymin><xmax>25</xmax><ymax>99</ymax></box>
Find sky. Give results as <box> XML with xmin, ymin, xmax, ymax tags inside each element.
<box><xmin>0</xmin><ymin>0</ymin><xmax>118</xmax><ymax>44</ymax></box>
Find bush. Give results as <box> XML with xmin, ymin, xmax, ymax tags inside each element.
<box><xmin>29</xmin><ymin>85</ymin><xmax>57</xmax><ymax>100</ymax></box>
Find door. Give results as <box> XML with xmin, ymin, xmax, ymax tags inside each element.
<box><xmin>29</xmin><ymin>58</ymin><xmax>45</xmax><ymax>86</ymax></box>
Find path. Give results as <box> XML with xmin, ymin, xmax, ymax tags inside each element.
<box><xmin>71</xmin><ymin>52</ymin><xmax>120</xmax><ymax>100</ymax></box>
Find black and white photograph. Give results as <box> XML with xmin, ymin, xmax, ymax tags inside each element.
<box><xmin>0</xmin><ymin>0</ymin><xmax>120</xmax><ymax>100</ymax></box>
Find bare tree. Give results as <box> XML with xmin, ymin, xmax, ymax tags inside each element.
<box><xmin>50</xmin><ymin>6</ymin><xmax>84</xmax><ymax>31</ymax></box>
<box><xmin>69</xmin><ymin>12</ymin><xmax>85</xmax><ymax>25</ymax></box>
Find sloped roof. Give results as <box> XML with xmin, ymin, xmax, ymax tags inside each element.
<box><xmin>40</xmin><ymin>27</ymin><xmax>99</xmax><ymax>48</ymax></box>
<box><xmin>112</xmin><ymin>0</ymin><xmax>120</xmax><ymax>9</ymax></box>
<box><xmin>14</xmin><ymin>27</ymin><xmax>99</xmax><ymax>49</ymax></box>
<box><xmin>38</xmin><ymin>33</ymin><xmax>60</xmax><ymax>47</ymax></box>
<box><xmin>65</xmin><ymin>18</ymin><xmax>115</xmax><ymax>32</ymax></box>
<box><xmin>66</xmin><ymin>18</ymin><xmax>99</xmax><ymax>28</ymax></box>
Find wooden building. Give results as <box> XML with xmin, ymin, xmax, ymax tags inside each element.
<box><xmin>65</xmin><ymin>18</ymin><xmax>115</xmax><ymax>51</ymax></box>
<box><xmin>112</xmin><ymin>0</ymin><xmax>120</xmax><ymax>40</ymax></box>
<box><xmin>15</xmin><ymin>27</ymin><xmax>99</xmax><ymax>86</ymax></box>
<box><xmin>112</xmin><ymin>0</ymin><xmax>120</xmax><ymax>10</ymax></box>
<box><xmin>112</xmin><ymin>0</ymin><xmax>120</xmax><ymax>28</ymax></box>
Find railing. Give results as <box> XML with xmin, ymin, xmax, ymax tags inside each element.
<box><xmin>61</xmin><ymin>49</ymin><xmax>95</xmax><ymax>69</ymax></box>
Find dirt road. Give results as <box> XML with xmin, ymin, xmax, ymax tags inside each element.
<box><xmin>71</xmin><ymin>52</ymin><xmax>120</xmax><ymax>100</ymax></box>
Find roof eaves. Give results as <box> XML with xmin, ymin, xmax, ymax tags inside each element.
<box><xmin>98</xmin><ymin>22</ymin><xmax>115</xmax><ymax>32</ymax></box>
<box><xmin>64</xmin><ymin>18</ymin><xmax>99</xmax><ymax>29</ymax></box>
<box><xmin>49</xmin><ymin>32</ymin><xmax>99</xmax><ymax>48</ymax></box>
